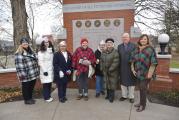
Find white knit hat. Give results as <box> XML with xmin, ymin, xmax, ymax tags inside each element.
<box><xmin>59</xmin><ymin>41</ymin><xmax>66</xmax><ymax>46</ymax></box>
<box><xmin>99</xmin><ymin>40</ymin><xmax>105</xmax><ymax>45</ymax></box>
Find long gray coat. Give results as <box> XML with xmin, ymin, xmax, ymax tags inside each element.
<box><xmin>118</xmin><ymin>42</ymin><xmax>136</xmax><ymax>86</ymax></box>
<box><xmin>100</xmin><ymin>48</ymin><xmax>120</xmax><ymax>90</ymax></box>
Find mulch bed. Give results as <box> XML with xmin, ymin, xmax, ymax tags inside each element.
<box><xmin>0</xmin><ymin>87</ymin><xmax>43</xmax><ymax>103</ymax></box>
<box><xmin>148</xmin><ymin>91</ymin><xmax>179</xmax><ymax>107</ymax></box>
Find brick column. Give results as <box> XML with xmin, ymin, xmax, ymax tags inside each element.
<box><xmin>149</xmin><ymin>55</ymin><xmax>173</xmax><ymax>92</ymax></box>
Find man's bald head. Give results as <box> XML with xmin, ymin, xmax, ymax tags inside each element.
<box><xmin>122</xmin><ymin>32</ymin><xmax>130</xmax><ymax>44</ymax></box>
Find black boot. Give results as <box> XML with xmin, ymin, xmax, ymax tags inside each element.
<box><xmin>105</xmin><ymin>89</ymin><xmax>109</xmax><ymax>100</ymax></box>
<box><xmin>109</xmin><ymin>90</ymin><xmax>115</xmax><ymax>103</ymax></box>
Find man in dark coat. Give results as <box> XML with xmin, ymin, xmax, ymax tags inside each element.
<box><xmin>53</xmin><ymin>41</ymin><xmax>72</xmax><ymax>103</ymax></box>
<box><xmin>118</xmin><ymin>33</ymin><xmax>136</xmax><ymax>103</ymax></box>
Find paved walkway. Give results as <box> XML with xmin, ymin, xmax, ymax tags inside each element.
<box><xmin>0</xmin><ymin>89</ymin><xmax>178</xmax><ymax>120</ymax></box>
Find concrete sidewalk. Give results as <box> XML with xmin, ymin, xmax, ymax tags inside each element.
<box><xmin>0</xmin><ymin>89</ymin><xmax>178</xmax><ymax>120</ymax></box>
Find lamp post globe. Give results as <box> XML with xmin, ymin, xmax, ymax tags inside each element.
<box><xmin>158</xmin><ymin>34</ymin><xmax>170</xmax><ymax>55</ymax></box>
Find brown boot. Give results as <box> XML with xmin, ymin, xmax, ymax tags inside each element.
<box><xmin>76</xmin><ymin>95</ymin><xmax>83</xmax><ymax>100</ymax></box>
<box><xmin>136</xmin><ymin>106</ymin><xmax>145</xmax><ymax>112</ymax></box>
<box><xmin>84</xmin><ymin>96</ymin><xmax>89</xmax><ymax>101</ymax></box>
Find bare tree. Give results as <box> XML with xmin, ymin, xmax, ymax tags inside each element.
<box><xmin>135</xmin><ymin>0</ymin><xmax>179</xmax><ymax>51</ymax></box>
<box><xmin>10</xmin><ymin>0</ymin><xmax>30</xmax><ymax>49</ymax></box>
<box><xmin>27</xmin><ymin>0</ymin><xmax>36</xmax><ymax>48</ymax></box>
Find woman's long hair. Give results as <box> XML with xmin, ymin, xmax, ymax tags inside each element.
<box><xmin>137</xmin><ymin>34</ymin><xmax>150</xmax><ymax>46</ymax></box>
<box><xmin>39</xmin><ymin>40</ymin><xmax>54</xmax><ymax>53</ymax></box>
<box><xmin>15</xmin><ymin>45</ymin><xmax>33</xmax><ymax>54</ymax></box>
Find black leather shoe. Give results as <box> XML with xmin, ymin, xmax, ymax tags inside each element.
<box><xmin>105</xmin><ymin>96</ymin><xmax>109</xmax><ymax>100</ymax></box>
<box><xmin>24</xmin><ymin>100</ymin><xmax>35</xmax><ymax>105</ymax></box>
<box><xmin>101</xmin><ymin>91</ymin><xmax>105</xmax><ymax>95</ymax></box>
<box><xmin>96</xmin><ymin>93</ymin><xmax>100</xmax><ymax>98</ymax></box>
<box><xmin>31</xmin><ymin>99</ymin><xmax>36</xmax><ymax>103</ymax></box>
<box><xmin>64</xmin><ymin>97</ymin><xmax>68</xmax><ymax>101</ymax></box>
<box><xmin>134</xmin><ymin>103</ymin><xmax>140</xmax><ymax>107</ymax></box>
<box><xmin>129</xmin><ymin>99</ymin><xmax>134</xmax><ymax>103</ymax></box>
<box><xmin>60</xmin><ymin>99</ymin><xmax>65</xmax><ymax>103</ymax></box>
<box><xmin>109</xmin><ymin>98</ymin><xmax>114</xmax><ymax>103</ymax></box>
<box><xmin>119</xmin><ymin>97</ymin><xmax>127</xmax><ymax>101</ymax></box>
<box><xmin>136</xmin><ymin>106</ymin><xmax>145</xmax><ymax>112</ymax></box>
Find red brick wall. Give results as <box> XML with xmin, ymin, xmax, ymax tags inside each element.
<box><xmin>0</xmin><ymin>72</ymin><xmax>19</xmax><ymax>88</ymax></box>
<box><xmin>149</xmin><ymin>57</ymin><xmax>179</xmax><ymax>92</ymax></box>
<box><xmin>170</xmin><ymin>73</ymin><xmax>179</xmax><ymax>91</ymax></box>
<box><xmin>0</xmin><ymin>72</ymin><xmax>42</xmax><ymax>89</ymax></box>
<box><xmin>0</xmin><ymin>71</ymin><xmax>179</xmax><ymax>91</ymax></box>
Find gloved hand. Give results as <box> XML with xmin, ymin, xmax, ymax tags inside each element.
<box><xmin>79</xmin><ymin>59</ymin><xmax>83</xmax><ymax>64</ymax></box>
<box><xmin>96</xmin><ymin>59</ymin><xmax>100</xmax><ymax>64</ymax></box>
<box><xmin>43</xmin><ymin>72</ymin><xmax>48</xmax><ymax>76</ymax></box>
<box><xmin>81</xmin><ymin>60</ymin><xmax>91</xmax><ymax>66</ymax></box>
<box><xmin>66</xmin><ymin>70</ymin><xmax>71</xmax><ymax>75</ymax></box>
<box><xmin>59</xmin><ymin>71</ymin><xmax>64</xmax><ymax>78</ymax></box>
<box><xmin>132</xmin><ymin>70</ymin><xmax>137</xmax><ymax>76</ymax></box>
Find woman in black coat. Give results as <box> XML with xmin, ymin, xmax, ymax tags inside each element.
<box><xmin>53</xmin><ymin>41</ymin><xmax>72</xmax><ymax>103</ymax></box>
<box><xmin>95</xmin><ymin>40</ymin><xmax>106</xmax><ymax>97</ymax></box>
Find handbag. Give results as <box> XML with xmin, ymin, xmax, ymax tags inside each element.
<box><xmin>72</xmin><ymin>70</ymin><xmax>77</xmax><ymax>81</ymax></box>
<box><xmin>88</xmin><ymin>65</ymin><xmax>95</xmax><ymax>78</ymax></box>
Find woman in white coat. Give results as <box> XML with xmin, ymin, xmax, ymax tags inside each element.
<box><xmin>38</xmin><ymin>37</ymin><xmax>54</xmax><ymax>102</ymax></box>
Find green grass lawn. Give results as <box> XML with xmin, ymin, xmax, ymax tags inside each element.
<box><xmin>170</xmin><ymin>60</ymin><xmax>179</xmax><ymax>68</ymax></box>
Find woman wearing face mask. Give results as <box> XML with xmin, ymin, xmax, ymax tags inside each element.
<box><xmin>130</xmin><ymin>34</ymin><xmax>158</xmax><ymax>112</ymax></box>
<box><xmin>100</xmin><ymin>38</ymin><xmax>120</xmax><ymax>103</ymax></box>
<box><xmin>38</xmin><ymin>37</ymin><xmax>54</xmax><ymax>102</ymax></box>
<box><xmin>15</xmin><ymin>37</ymin><xmax>39</xmax><ymax>105</ymax></box>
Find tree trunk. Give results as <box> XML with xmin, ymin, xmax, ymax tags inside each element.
<box><xmin>10</xmin><ymin>0</ymin><xmax>30</xmax><ymax>49</ymax></box>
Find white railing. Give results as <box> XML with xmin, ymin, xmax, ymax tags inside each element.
<box><xmin>0</xmin><ymin>68</ymin><xmax>16</xmax><ymax>73</ymax></box>
<box><xmin>170</xmin><ymin>68</ymin><xmax>179</xmax><ymax>74</ymax></box>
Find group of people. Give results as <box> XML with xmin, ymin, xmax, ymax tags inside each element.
<box><xmin>15</xmin><ymin>32</ymin><xmax>157</xmax><ymax>112</ymax></box>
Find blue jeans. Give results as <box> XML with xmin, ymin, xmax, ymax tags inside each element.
<box><xmin>96</xmin><ymin>75</ymin><xmax>104</xmax><ymax>93</ymax></box>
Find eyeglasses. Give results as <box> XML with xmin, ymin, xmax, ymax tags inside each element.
<box><xmin>60</xmin><ymin>46</ymin><xmax>66</xmax><ymax>47</ymax></box>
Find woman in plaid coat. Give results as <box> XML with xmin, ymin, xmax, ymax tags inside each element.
<box><xmin>130</xmin><ymin>34</ymin><xmax>158</xmax><ymax>112</ymax></box>
<box><xmin>15</xmin><ymin>37</ymin><xmax>39</xmax><ymax>105</ymax></box>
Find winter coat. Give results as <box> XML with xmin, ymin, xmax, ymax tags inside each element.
<box><xmin>118</xmin><ymin>42</ymin><xmax>136</xmax><ymax>86</ymax></box>
<box><xmin>38</xmin><ymin>48</ymin><xmax>54</xmax><ymax>83</ymax></box>
<box><xmin>130</xmin><ymin>45</ymin><xmax>158</xmax><ymax>81</ymax></box>
<box><xmin>72</xmin><ymin>47</ymin><xmax>96</xmax><ymax>75</ymax></box>
<box><xmin>53</xmin><ymin>51</ymin><xmax>72</xmax><ymax>84</ymax></box>
<box><xmin>95</xmin><ymin>49</ymin><xmax>103</xmax><ymax>76</ymax></box>
<box><xmin>100</xmin><ymin>48</ymin><xmax>120</xmax><ymax>90</ymax></box>
<box><xmin>15</xmin><ymin>49</ymin><xmax>39</xmax><ymax>82</ymax></box>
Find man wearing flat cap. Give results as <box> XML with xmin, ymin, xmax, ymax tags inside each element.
<box><xmin>72</xmin><ymin>38</ymin><xmax>96</xmax><ymax>101</ymax></box>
